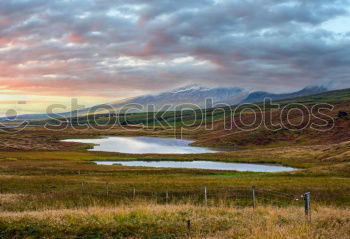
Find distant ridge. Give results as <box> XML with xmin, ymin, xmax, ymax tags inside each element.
<box><xmin>239</xmin><ymin>86</ymin><xmax>328</xmax><ymax>104</ymax></box>
<box><xmin>0</xmin><ymin>84</ymin><xmax>330</xmax><ymax>121</ymax></box>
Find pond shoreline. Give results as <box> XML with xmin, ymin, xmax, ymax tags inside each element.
<box><xmin>93</xmin><ymin>160</ymin><xmax>295</xmax><ymax>173</ymax></box>
<box><xmin>61</xmin><ymin>135</ymin><xmax>303</xmax><ymax>169</ymax></box>
<box><xmin>62</xmin><ymin>136</ymin><xmax>222</xmax><ymax>154</ymax></box>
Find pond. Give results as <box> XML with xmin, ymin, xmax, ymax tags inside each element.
<box><xmin>63</xmin><ymin>136</ymin><xmax>218</xmax><ymax>154</ymax></box>
<box><xmin>63</xmin><ymin>136</ymin><xmax>295</xmax><ymax>172</ymax></box>
<box><xmin>94</xmin><ymin>160</ymin><xmax>295</xmax><ymax>172</ymax></box>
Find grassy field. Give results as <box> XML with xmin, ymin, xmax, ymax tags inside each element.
<box><xmin>0</xmin><ymin>129</ymin><xmax>350</xmax><ymax>238</ymax></box>
<box><xmin>0</xmin><ymin>89</ymin><xmax>350</xmax><ymax>238</ymax></box>
<box><xmin>1</xmin><ymin>204</ymin><xmax>350</xmax><ymax>239</ymax></box>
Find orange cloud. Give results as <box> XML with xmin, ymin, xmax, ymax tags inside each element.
<box><xmin>0</xmin><ymin>100</ymin><xmax>58</xmax><ymax>104</ymax></box>
<box><xmin>68</xmin><ymin>33</ymin><xmax>85</xmax><ymax>43</ymax></box>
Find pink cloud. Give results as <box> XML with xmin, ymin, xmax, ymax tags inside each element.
<box><xmin>67</xmin><ymin>33</ymin><xmax>85</xmax><ymax>44</ymax></box>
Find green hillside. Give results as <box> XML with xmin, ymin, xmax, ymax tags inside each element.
<box><xmin>35</xmin><ymin>88</ymin><xmax>350</xmax><ymax>127</ymax></box>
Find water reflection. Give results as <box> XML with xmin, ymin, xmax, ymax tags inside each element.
<box><xmin>94</xmin><ymin>160</ymin><xmax>295</xmax><ymax>172</ymax></box>
<box><xmin>63</xmin><ymin>136</ymin><xmax>218</xmax><ymax>154</ymax></box>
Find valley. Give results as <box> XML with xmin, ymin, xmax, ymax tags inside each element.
<box><xmin>0</xmin><ymin>89</ymin><xmax>350</xmax><ymax>238</ymax></box>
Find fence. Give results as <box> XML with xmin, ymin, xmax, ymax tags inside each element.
<box><xmin>0</xmin><ymin>181</ymin><xmax>313</xmax><ymax>221</ymax></box>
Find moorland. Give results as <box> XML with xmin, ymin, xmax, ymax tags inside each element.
<box><xmin>0</xmin><ymin>88</ymin><xmax>350</xmax><ymax>238</ymax></box>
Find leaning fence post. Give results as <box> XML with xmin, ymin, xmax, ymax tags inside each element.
<box><xmin>252</xmin><ymin>186</ymin><xmax>257</xmax><ymax>209</ymax></box>
<box><xmin>304</xmin><ymin>192</ymin><xmax>311</xmax><ymax>223</ymax></box>
<box><xmin>204</xmin><ymin>186</ymin><xmax>208</xmax><ymax>206</ymax></box>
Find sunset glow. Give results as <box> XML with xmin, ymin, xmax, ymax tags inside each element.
<box><xmin>1</xmin><ymin>0</ymin><xmax>350</xmax><ymax>115</ymax></box>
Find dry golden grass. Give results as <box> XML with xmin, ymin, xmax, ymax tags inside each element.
<box><xmin>0</xmin><ymin>194</ymin><xmax>23</xmax><ymax>204</ymax></box>
<box><xmin>0</xmin><ymin>204</ymin><xmax>349</xmax><ymax>238</ymax></box>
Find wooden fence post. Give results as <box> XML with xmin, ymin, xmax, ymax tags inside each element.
<box><xmin>252</xmin><ymin>186</ymin><xmax>256</xmax><ymax>209</ymax></box>
<box><xmin>187</xmin><ymin>219</ymin><xmax>191</xmax><ymax>237</ymax></box>
<box><xmin>204</xmin><ymin>186</ymin><xmax>208</xmax><ymax>206</ymax></box>
<box><xmin>133</xmin><ymin>188</ymin><xmax>136</xmax><ymax>200</ymax></box>
<box><xmin>166</xmin><ymin>191</ymin><xmax>169</xmax><ymax>204</ymax></box>
<box><xmin>304</xmin><ymin>192</ymin><xmax>311</xmax><ymax>223</ymax></box>
<box><xmin>81</xmin><ymin>181</ymin><xmax>84</xmax><ymax>194</ymax></box>
<box><xmin>105</xmin><ymin>182</ymin><xmax>109</xmax><ymax>197</ymax></box>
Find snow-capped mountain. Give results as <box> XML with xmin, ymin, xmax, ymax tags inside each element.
<box><xmin>110</xmin><ymin>84</ymin><xmax>248</xmax><ymax>111</ymax></box>
<box><xmin>107</xmin><ymin>84</ymin><xmax>329</xmax><ymax>112</ymax></box>
<box><xmin>0</xmin><ymin>84</ymin><xmax>330</xmax><ymax>121</ymax></box>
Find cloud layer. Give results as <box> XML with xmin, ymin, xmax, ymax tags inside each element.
<box><xmin>1</xmin><ymin>0</ymin><xmax>350</xmax><ymax>98</ymax></box>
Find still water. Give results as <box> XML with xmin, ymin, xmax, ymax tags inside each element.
<box><xmin>63</xmin><ymin>136</ymin><xmax>218</xmax><ymax>154</ymax></box>
<box><xmin>63</xmin><ymin>136</ymin><xmax>295</xmax><ymax>172</ymax></box>
<box><xmin>94</xmin><ymin>160</ymin><xmax>295</xmax><ymax>172</ymax></box>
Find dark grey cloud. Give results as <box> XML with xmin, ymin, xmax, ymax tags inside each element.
<box><xmin>0</xmin><ymin>0</ymin><xmax>349</xmax><ymax>97</ymax></box>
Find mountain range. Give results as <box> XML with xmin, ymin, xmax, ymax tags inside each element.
<box><xmin>1</xmin><ymin>84</ymin><xmax>328</xmax><ymax>121</ymax></box>
<box><xmin>239</xmin><ymin>85</ymin><xmax>328</xmax><ymax>104</ymax></box>
<box><xmin>108</xmin><ymin>84</ymin><xmax>248</xmax><ymax>112</ymax></box>
<box><xmin>106</xmin><ymin>84</ymin><xmax>327</xmax><ymax>112</ymax></box>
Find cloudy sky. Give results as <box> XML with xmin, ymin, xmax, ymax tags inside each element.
<box><xmin>1</xmin><ymin>0</ymin><xmax>350</xmax><ymax>115</ymax></box>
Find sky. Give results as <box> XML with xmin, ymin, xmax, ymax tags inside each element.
<box><xmin>0</xmin><ymin>0</ymin><xmax>350</xmax><ymax>115</ymax></box>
